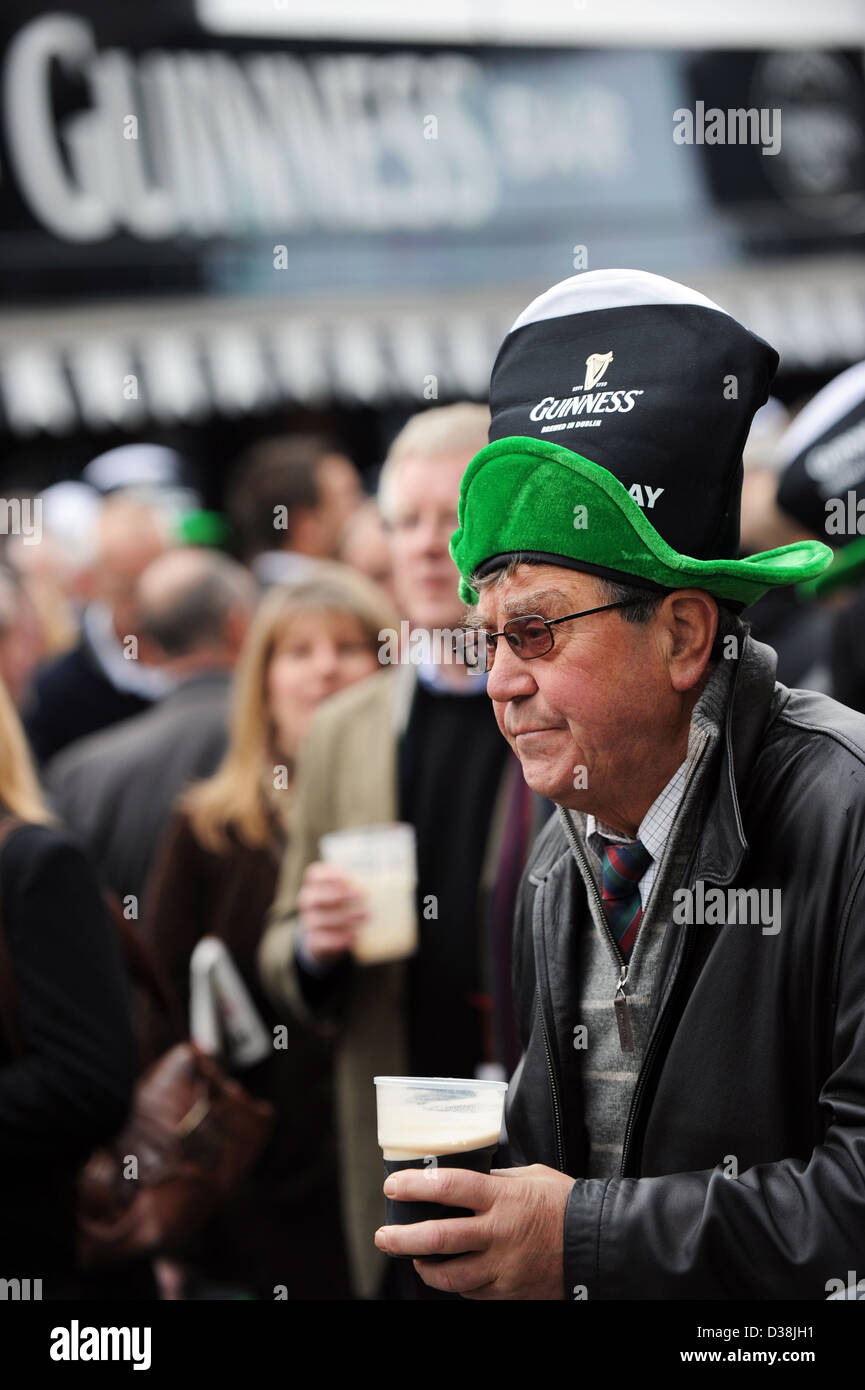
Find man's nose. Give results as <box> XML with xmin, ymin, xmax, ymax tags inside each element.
<box><xmin>415</xmin><ymin>515</ymin><xmax>455</xmax><ymax>555</ymax></box>
<box><xmin>485</xmin><ymin>637</ymin><xmax>538</xmax><ymax>702</ymax></box>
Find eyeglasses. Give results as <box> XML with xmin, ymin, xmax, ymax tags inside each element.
<box><xmin>461</xmin><ymin>601</ymin><xmax>636</xmax><ymax>672</ymax></box>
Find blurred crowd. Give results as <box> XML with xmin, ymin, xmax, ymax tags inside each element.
<box><xmin>1</xmin><ymin>365</ymin><xmax>865</xmax><ymax>1300</ymax></box>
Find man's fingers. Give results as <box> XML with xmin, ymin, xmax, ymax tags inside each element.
<box><xmin>412</xmin><ymin>1256</ymin><xmax>498</xmax><ymax>1298</ymax></box>
<box><xmin>299</xmin><ymin>884</ymin><xmax>367</xmax><ymax>914</ymax></box>
<box><xmin>308</xmin><ymin>920</ymin><xmax>361</xmax><ymax>938</ymax></box>
<box><xmin>303</xmin><ymin>911</ymin><xmax>365</xmax><ymax>936</ymax></box>
<box><xmin>375</xmin><ymin>1217</ymin><xmax>485</xmax><ymax>1259</ymax></box>
<box><xmin>303</xmin><ymin>862</ymin><xmax>358</xmax><ymax>891</ymax></box>
<box><xmin>382</xmin><ymin>1166</ymin><xmax>496</xmax><ymax>1212</ymax></box>
<box><xmin>299</xmin><ymin>896</ymin><xmax>367</xmax><ymax>930</ymax></box>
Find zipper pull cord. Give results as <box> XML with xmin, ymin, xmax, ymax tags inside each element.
<box><xmin>614</xmin><ymin>962</ymin><xmax>635</xmax><ymax>1053</ymax></box>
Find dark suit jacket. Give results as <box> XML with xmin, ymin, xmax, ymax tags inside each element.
<box><xmin>45</xmin><ymin>671</ymin><xmax>231</xmax><ymax>914</ymax></box>
<box><xmin>24</xmin><ymin>635</ymin><xmax>152</xmax><ymax>766</ymax></box>
<box><xmin>0</xmin><ymin>820</ymin><xmax>136</xmax><ymax>1286</ymax></box>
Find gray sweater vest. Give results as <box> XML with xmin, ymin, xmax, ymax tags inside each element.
<box><xmin>562</xmin><ymin>658</ymin><xmax>734</xmax><ymax>1179</ymax></box>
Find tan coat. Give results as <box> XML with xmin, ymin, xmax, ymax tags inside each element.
<box><xmin>258</xmin><ymin>664</ymin><xmax>537</xmax><ymax>1298</ymax></box>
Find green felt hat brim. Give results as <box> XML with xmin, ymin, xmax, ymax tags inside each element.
<box><xmin>450</xmin><ymin>437</ymin><xmax>834</xmax><ymax>608</ymax></box>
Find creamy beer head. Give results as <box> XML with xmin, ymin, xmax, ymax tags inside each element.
<box><xmin>374</xmin><ymin>1076</ymin><xmax>508</xmax><ymax>1161</ymax></box>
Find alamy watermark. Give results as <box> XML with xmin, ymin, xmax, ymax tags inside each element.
<box><xmin>50</xmin><ymin>1321</ymin><xmax>151</xmax><ymax>1370</ymax></box>
<box><xmin>378</xmin><ymin>623</ymin><xmax>480</xmax><ymax>667</ymax></box>
<box><xmin>824</xmin><ymin>491</ymin><xmax>865</xmax><ymax>536</ymax></box>
<box><xmin>673</xmin><ymin>102</ymin><xmax>781</xmax><ymax>156</ymax></box>
<box><xmin>0</xmin><ymin>497</ymin><xmax>41</xmax><ymax>544</ymax></box>
<box><xmin>0</xmin><ymin>1276</ymin><xmax>42</xmax><ymax>1299</ymax></box>
<box><xmin>672</xmin><ymin>882</ymin><xmax>781</xmax><ymax>935</ymax></box>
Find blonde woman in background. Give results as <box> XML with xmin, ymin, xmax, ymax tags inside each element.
<box><xmin>0</xmin><ymin>673</ymin><xmax>136</xmax><ymax>1297</ymax></box>
<box><xmin>144</xmin><ymin>566</ymin><xmax>396</xmax><ymax>1299</ymax></box>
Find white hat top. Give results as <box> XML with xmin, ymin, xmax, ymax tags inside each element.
<box><xmin>509</xmin><ymin>268</ymin><xmax>731</xmax><ymax>336</ymax></box>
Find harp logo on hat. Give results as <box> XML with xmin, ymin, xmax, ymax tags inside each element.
<box><xmin>582</xmin><ymin>350</ymin><xmax>613</xmax><ymax>392</ymax></box>
<box><xmin>527</xmin><ymin>348</ymin><xmax>645</xmax><ymax>429</ymax></box>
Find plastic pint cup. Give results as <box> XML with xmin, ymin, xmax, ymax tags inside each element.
<box><xmin>374</xmin><ymin>1076</ymin><xmax>509</xmax><ymax>1258</ymax></box>
<box><xmin>319</xmin><ymin>823</ymin><xmax>418</xmax><ymax>965</ymax></box>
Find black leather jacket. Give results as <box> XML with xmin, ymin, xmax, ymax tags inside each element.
<box><xmin>506</xmin><ymin>635</ymin><xmax>865</xmax><ymax>1299</ymax></box>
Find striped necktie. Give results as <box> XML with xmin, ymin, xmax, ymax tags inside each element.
<box><xmin>600</xmin><ymin>839</ymin><xmax>653</xmax><ymax>961</ymax></box>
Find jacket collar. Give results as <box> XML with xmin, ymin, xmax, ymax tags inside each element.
<box><xmin>690</xmin><ymin>633</ymin><xmax>779</xmax><ymax>886</ymax></box>
<box><xmin>528</xmin><ymin>632</ymin><xmax>781</xmax><ymax>890</ymax></box>
<box><xmin>159</xmin><ymin>668</ymin><xmax>232</xmax><ymax>704</ymax></box>
<box><xmin>389</xmin><ymin>662</ymin><xmax>418</xmax><ymax>738</ymax></box>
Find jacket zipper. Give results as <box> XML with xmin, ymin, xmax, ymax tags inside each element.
<box><xmin>537</xmin><ymin>995</ymin><xmax>565</xmax><ymax>1172</ymax></box>
<box><xmin>531</xmin><ymin>867</ymin><xmax>566</xmax><ymax>1171</ymax></box>
<box><xmin>534</xmin><ymin>812</ymin><xmax>630</xmax><ymax>1176</ymax></box>
<box><xmin>618</xmin><ymin>837</ymin><xmax>705</xmax><ymax>1178</ymax></box>
<box><xmin>559</xmin><ymin>810</ymin><xmax>634</xmax><ymax>1050</ymax></box>
<box><xmin>560</xmin><ymin>809</ymin><xmax>621</xmax><ymax>960</ymax></box>
<box><xmin>558</xmin><ymin>806</ymin><xmax>700</xmax><ymax>1179</ymax></box>
<box><xmin>617</xmin><ymin>921</ymin><xmax>696</xmax><ymax>1178</ymax></box>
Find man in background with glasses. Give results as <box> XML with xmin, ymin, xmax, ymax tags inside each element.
<box><xmin>375</xmin><ymin>269</ymin><xmax>865</xmax><ymax>1302</ymax></box>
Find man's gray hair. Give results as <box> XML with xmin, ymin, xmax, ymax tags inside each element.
<box><xmin>471</xmin><ymin>558</ymin><xmax>747</xmax><ymax>664</ymax></box>
<box><xmin>137</xmin><ymin>549</ymin><xmax>254</xmax><ymax>657</ymax></box>
<box><xmin>378</xmin><ymin>403</ymin><xmax>490</xmax><ymax>523</ymax></box>
<box><xmin>593</xmin><ymin>577</ymin><xmax>747</xmax><ymax>664</ymax></box>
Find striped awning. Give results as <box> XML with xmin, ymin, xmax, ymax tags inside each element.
<box><xmin>1</xmin><ymin>257</ymin><xmax>863</xmax><ymax>436</ymax></box>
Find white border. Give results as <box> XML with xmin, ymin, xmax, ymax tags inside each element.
<box><xmin>197</xmin><ymin>0</ymin><xmax>865</xmax><ymax>49</ymax></box>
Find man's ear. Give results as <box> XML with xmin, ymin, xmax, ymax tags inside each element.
<box><xmin>660</xmin><ymin>590</ymin><xmax>717</xmax><ymax>693</ymax></box>
<box><xmin>224</xmin><ymin>604</ymin><xmax>251</xmax><ymax>658</ymax></box>
<box><xmin>135</xmin><ymin>630</ymin><xmax>167</xmax><ymax>668</ymax></box>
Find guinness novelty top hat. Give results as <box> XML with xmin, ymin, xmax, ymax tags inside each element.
<box><xmin>449</xmin><ymin>270</ymin><xmax>832</xmax><ymax>607</ymax></box>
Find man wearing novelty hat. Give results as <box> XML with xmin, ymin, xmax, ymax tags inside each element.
<box><xmin>375</xmin><ymin>270</ymin><xmax>865</xmax><ymax>1300</ymax></box>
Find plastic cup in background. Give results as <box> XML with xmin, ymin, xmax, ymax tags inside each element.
<box><xmin>374</xmin><ymin>1075</ymin><xmax>508</xmax><ymax>1258</ymax></box>
<box><xmin>319</xmin><ymin>823</ymin><xmax>418</xmax><ymax>965</ymax></box>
